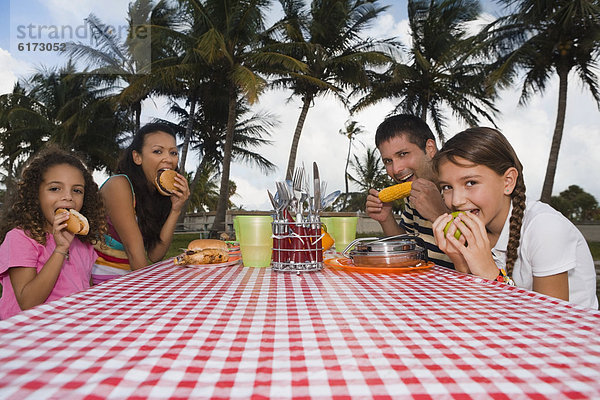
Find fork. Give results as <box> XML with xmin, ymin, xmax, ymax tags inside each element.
<box><xmin>319</xmin><ymin>182</ymin><xmax>327</xmax><ymax>212</ymax></box>
<box><xmin>275</xmin><ymin>181</ymin><xmax>294</xmax><ymax>263</ymax></box>
<box><xmin>300</xmin><ymin>168</ymin><xmax>317</xmax><ymax>262</ymax></box>
<box><xmin>292</xmin><ymin>167</ymin><xmax>305</xmax><ymax>222</ymax></box>
<box><xmin>292</xmin><ymin>167</ymin><xmax>309</xmax><ymax>263</ymax></box>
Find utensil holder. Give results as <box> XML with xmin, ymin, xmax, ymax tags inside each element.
<box><xmin>271</xmin><ymin>218</ymin><xmax>323</xmax><ymax>272</ymax></box>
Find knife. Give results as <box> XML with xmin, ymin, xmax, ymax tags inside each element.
<box><xmin>268</xmin><ymin>188</ymin><xmax>289</xmax><ymax>264</ymax></box>
<box><xmin>267</xmin><ymin>190</ymin><xmax>277</xmax><ymax>211</ymax></box>
<box><xmin>313</xmin><ymin>162</ymin><xmax>322</xmax><ymax>262</ymax></box>
<box><xmin>313</xmin><ymin>162</ymin><xmax>321</xmax><ymax>213</ymax></box>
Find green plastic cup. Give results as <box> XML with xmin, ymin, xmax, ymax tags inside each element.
<box><xmin>329</xmin><ymin>216</ymin><xmax>358</xmax><ymax>252</ymax></box>
<box><xmin>320</xmin><ymin>217</ymin><xmax>333</xmax><ymax>234</ymax></box>
<box><xmin>233</xmin><ymin>216</ymin><xmax>240</xmax><ymax>241</ymax></box>
<box><xmin>236</xmin><ymin>215</ymin><xmax>273</xmax><ymax>267</ymax></box>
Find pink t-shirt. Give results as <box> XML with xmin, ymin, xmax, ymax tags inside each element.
<box><xmin>0</xmin><ymin>228</ymin><xmax>97</xmax><ymax>319</ymax></box>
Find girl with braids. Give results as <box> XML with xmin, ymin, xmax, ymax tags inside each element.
<box><xmin>0</xmin><ymin>147</ymin><xmax>106</xmax><ymax>319</ymax></box>
<box><xmin>92</xmin><ymin>123</ymin><xmax>190</xmax><ymax>284</ymax></box>
<box><xmin>431</xmin><ymin>127</ymin><xmax>597</xmax><ymax>308</ymax></box>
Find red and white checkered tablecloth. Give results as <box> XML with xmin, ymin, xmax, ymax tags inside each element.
<box><xmin>1</xmin><ymin>260</ymin><xmax>599</xmax><ymax>399</ymax></box>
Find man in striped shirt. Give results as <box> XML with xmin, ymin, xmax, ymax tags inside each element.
<box><xmin>365</xmin><ymin>115</ymin><xmax>453</xmax><ymax>269</ymax></box>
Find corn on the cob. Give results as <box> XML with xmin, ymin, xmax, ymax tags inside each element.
<box><xmin>378</xmin><ymin>182</ymin><xmax>412</xmax><ymax>202</ymax></box>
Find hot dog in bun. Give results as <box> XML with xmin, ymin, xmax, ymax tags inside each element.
<box><xmin>155</xmin><ymin>168</ymin><xmax>178</xmax><ymax>196</ymax></box>
<box><xmin>174</xmin><ymin>239</ymin><xmax>230</xmax><ymax>265</ymax></box>
<box><xmin>55</xmin><ymin>208</ymin><xmax>89</xmax><ymax>235</ymax></box>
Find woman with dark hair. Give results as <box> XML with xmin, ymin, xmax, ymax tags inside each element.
<box><xmin>92</xmin><ymin>123</ymin><xmax>190</xmax><ymax>284</ymax></box>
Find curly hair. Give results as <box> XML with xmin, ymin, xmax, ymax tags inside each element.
<box><xmin>116</xmin><ymin>123</ymin><xmax>177</xmax><ymax>251</ymax></box>
<box><xmin>432</xmin><ymin>127</ymin><xmax>526</xmax><ymax>276</ymax></box>
<box><xmin>0</xmin><ymin>146</ymin><xmax>107</xmax><ymax>245</ymax></box>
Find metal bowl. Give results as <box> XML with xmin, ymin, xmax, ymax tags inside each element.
<box><xmin>347</xmin><ymin>235</ymin><xmax>428</xmax><ymax>268</ymax></box>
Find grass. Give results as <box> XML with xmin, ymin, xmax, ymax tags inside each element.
<box><xmin>589</xmin><ymin>242</ymin><xmax>600</xmax><ymax>261</ymax></box>
<box><xmin>166</xmin><ymin>233</ymin><xmax>201</xmax><ymax>259</ymax></box>
<box><xmin>591</xmin><ymin>243</ymin><xmax>600</xmax><ymax>306</ymax></box>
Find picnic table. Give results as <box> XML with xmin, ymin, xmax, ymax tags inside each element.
<box><xmin>1</xmin><ymin>259</ymin><xmax>599</xmax><ymax>399</ymax></box>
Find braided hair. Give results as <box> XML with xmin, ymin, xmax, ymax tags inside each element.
<box><xmin>432</xmin><ymin>127</ymin><xmax>526</xmax><ymax>275</ymax></box>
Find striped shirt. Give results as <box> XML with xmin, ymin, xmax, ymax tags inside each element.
<box><xmin>92</xmin><ymin>174</ymin><xmax>136</xmax><ymax>285</ymax></box>
<box><xmin>399</xmin><ymin>199</ymin><xmax>454</xmax><ymax>269</ymax></box>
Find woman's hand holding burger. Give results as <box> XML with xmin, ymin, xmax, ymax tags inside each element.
<box><xmin>169</xmin><ymin>173</ymin><xmax>190</xmax><ymax>212</ymax></box>
<box><xmin>154</xmin><ymin>169</ymin><xmax>190</xmax><ymax>212</ymax></box>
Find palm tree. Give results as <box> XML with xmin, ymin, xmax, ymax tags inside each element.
<box><xmin>154</xmin><ymin>100</ymin><xmax>278</xmax><ymax>206</ymax></box>
<box><xmin>348</xmin><ymin>147</ymin><xmax>394</xmax><ymax>193</ymax></box>
<box><xmin>134</xmin><ymin>0</ymin><xmax>218</xmax><ymax>171</ymax></box>
<box><xmin>0</xmin><ymin>63</ymin><xmax>127</xmax><ymax>173</ymax></box>
<box><xmin>61</xmin><ymin>0</ymin><xmax>161</xmax><ymax>134</ymax></box>
<box><xmin>483</xmin><ymin>0</ymin><xmax>600</xmax><ymax>203</ymax></box>
<box><xmin>27</xmin><ymin>63</ymin><xmax>128</xmax><ymax>172</ymax></box>
<box><xmin>332</xmin><ymin>147</ymin><xmax>393</xmax><ymax>211</ymax></box>
<box><xmin>185</xmin><ymin>165</ymin><xmax>240</xmax><ymax>212</ymax></box>
<box><xmin>0</xmin><ymin>83</ymin><xmax>48</xmax><ymax>188</ymax></box>
<box><xmin>183</xmin><ymin>0</ymin><xmax>306</xmax><ymax>236</ymax></box>
<box><xmin>186</xmin><ymin>164</ymin><xmax>221</xmax><ymax>212</ymax></box>
<box><xmin>338</xmin><ymin>119</ymin><xmax>365</xmax><ymax>206</ymax></box>
<box><xmin>270</xmin><ymin>0</ymin><xmax>395</xmax><ymax>180</ymax></box>
<box><xmin>354</xmin><ymin>0</ymin><xmax>498</xmax><ymax>142</ymax></box>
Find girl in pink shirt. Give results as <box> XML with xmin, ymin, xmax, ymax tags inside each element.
<box><xmin>0</xmin><ymin>147</ymin><xmax>106</xmax><ymax>319</ymax></box>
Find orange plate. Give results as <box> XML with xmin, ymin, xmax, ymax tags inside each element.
<box><xmin>324</xmin><ymin>257</ymin><xmax>434</xmax><ymax>274</ymax></box>
<box><xmin>177</xmin><ymin>253</ymin><xmax>242</xmax><ymax>268</ymax></box>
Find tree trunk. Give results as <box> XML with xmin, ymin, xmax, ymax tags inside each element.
<box><xmin>179</xmin><ymin>94</ymin><xmax>197</xmax><ymax>172</ymax></box>
<box><xmin>189</xmin><ymin>156</ymin><xmax>208</xmax><ymax>207</ymax></box>
<box><xmin>176</xmin><ymin>155</ymin><xmax>207</xmax><ymax>228</ymax></box>
<box><xmin>173</xmin><ymin>93</ymin><xmax>199</xmax><ymax>230</ymax></box>
<box><xmin>285</xmin><ymin>94</ymin><xmax>313</xmax><ymax>181</ymax></box>
<box><xmin>540</xmin><ymin>65</ymin><xmax>569</xmax><ymax>203</ymax></box>
<box><xmin>344</xmin><ymin>137</ymin><xmax>351</xmax><ymax>209</ymax></box>
<box><xmin>133</xmin><ymin>101</ymin><xmax>141</xmax><ymax>136</ymax></box>
<box><xmin>7</xmin><ymin>156</ymin><xmax>17</xmax><ymax>193</ymax></box>
<box><xmin>210</xmin><ymin>85</ymin><xmax>237</xmax><ymax>237</ymax></box>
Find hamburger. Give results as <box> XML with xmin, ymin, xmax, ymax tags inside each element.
<box><xmin>174</xmin><ymin>239</ymin><xmax>230</xmax><ymax>265</ymax></box>
<box><xmin>155</xmin><ymin>168</ymin><xmax>178</xmax><ymax>196</ymax></box>
<box><xmin>55</xmin><ymin>208</ymin><xmax>89</xmax><ymax>235</ymax></box>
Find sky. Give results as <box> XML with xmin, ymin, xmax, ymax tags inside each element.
<box><xmin>1</xmin><ymin>0</ymin><xmax>599</xmax><ymax>212</ymax></box>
